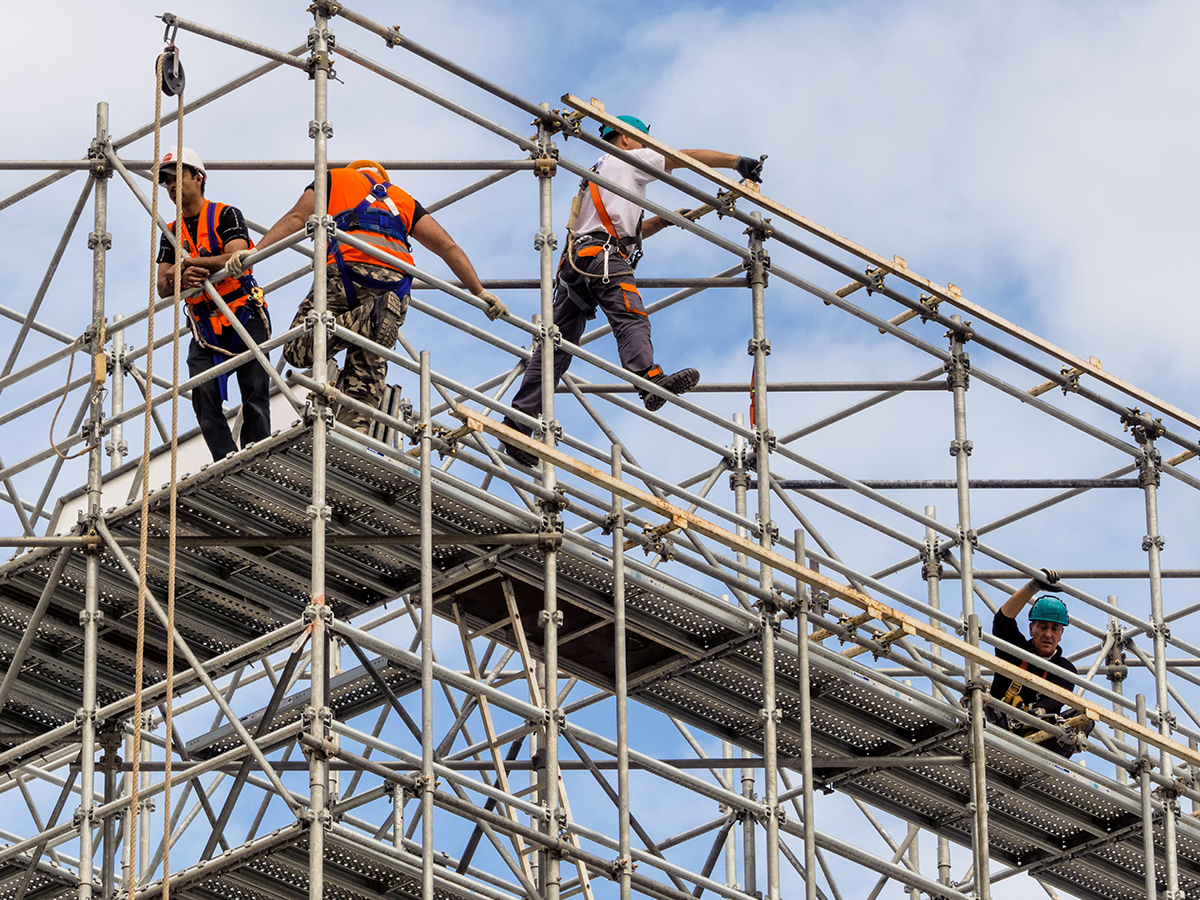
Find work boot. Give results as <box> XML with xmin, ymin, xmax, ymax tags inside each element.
<box><xmin>499</xmin><ymin>416</ymin><xmax>539</xmax><ymax>468</ymax></box>
<box><xmin>374</xmin><ymin>293</ymin><xmax>407</xmax><ymax>350</ymax></box>
<box><xmin>641</xmin><ymin>368</ymin><xmax>700</xmax><ymax>412</ymax></box>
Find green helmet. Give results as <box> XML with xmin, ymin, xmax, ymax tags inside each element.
<box><xmin>1029</xmin><ymin>596</ymin><xmax>1069</xmax><ymax>627</ymax></box>
<box><xmin>601</xmin><ymin>115</ymin><xmax>650</xmax><ymax>140</ymax></box>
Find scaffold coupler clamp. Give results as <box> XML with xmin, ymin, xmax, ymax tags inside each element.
<box><xmin>1130</xmin><ymin>755</ymin><xmax>1155</xmax><ymax>778</ymax></box>
<box><xmin>610</xmin><ymin>855</ymin><xmax>637</xmax><ymax>878</ymax></box>
<box><xmin>919</xmin><ymin>544</ymin><xmax>944</xmax><ymax>581</ymax></box>
<box><xmin>743</xmin><ymin>246</ymin><xmax>771</xmax><ymax>287</ymax></box>
<box><xmin>306</xmin><ymin>27</ymin><xmax>337</xmax><ymax>81</ymax></box>
<box><xmin>808</xmin><ymin>589</ymin><xmax>830</xmax><ymax>618</ymax></box>
<box><xmin>944</xmin><ymin>347</ymin><xmax>971</xmax><ymax>390</ymax></box>
<box><xmin>863</xmin><ymin>266</ymin><xmax>886</xmax><ymax>295</ymax></box>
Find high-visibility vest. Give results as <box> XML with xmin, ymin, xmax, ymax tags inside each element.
<box><xmin>172</xmin><ymin>200</ymin><xmax>263</xmax><ymax>332</ymax></box>
<box><xmin>327</xmin><ymin>168</ymin><xmax>417</xmax><ymax>271</ymax></box>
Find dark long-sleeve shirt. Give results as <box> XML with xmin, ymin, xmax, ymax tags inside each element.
<box><xmin>989</xmin><ymin>610</ymin><xmax>1078</xmax><ymax>716</ymax></box>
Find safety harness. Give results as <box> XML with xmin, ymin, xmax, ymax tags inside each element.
<box><xmin>561</xmin><ymin>160</ymin><xmax>645</xmax><ymax>291</ymax></box>
<box><xmin>328</xmin><ymin>172</ymin><xmax>413</xmax><ymax>333</ymax></box>
<box><xmin>175</xmin><ymin>201</ymin><xmax>268</xmax><ymax>401</ymax></box>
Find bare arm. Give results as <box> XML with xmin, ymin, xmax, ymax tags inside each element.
<box><xmin>666</xmin><ymin>149</ymin><xmax>739</xmax><ymax>173</ymax></box>
<box><xmin>409</xmin><ymin>214</ymin><xmax>486</xmax><ymax>296</ymax></box>
<box><xmin>258</xmin><ymin>189</ymin><xmax>316</xmax><ymax>250</ymax></box>
<box><xmin>1000</xmin><ymin>577</ymin><xmax>1044</xmax><ymax>619</ymax></box>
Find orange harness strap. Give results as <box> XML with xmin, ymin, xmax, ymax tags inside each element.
<box><xmin>588</xmin><ymin>181</ymin><xmax>620</xmax><ymax>240</ymax></box>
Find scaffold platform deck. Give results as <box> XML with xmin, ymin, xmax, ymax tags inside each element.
<box><xmin>1</xmin><ymin>426</ymin><xmax>1193</xmax><ymax>900</ymax></box>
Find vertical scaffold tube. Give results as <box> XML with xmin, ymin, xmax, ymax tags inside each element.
<box><xmin>794</xmin><ymin>531</ymin><xmax>816</xmax><ymax>900</ymax></box>
<box><xmin>947</xmin><ymin>315</ymin><xmax>989</xmax><ymax>900</ymax></box>
<box><xmin>611</xmin><ymin>446</ymin><xmax>632</xmax><ymax>900</ymax></box>
<box><xmin>535</xmin><ymin>111</ymin><xmax>562</xmax><ymax>900</ymax></box>
<box><xmin>420</xmin><ymin>352</ymin><xmax>435</xmax><ymax>900</ymax></box>
<box><xmin>107</xmin><ymin>315</ymin><xmax>125</xmax><ymax>471</ymax></box>
<box><xmin>1108</xmin><ymin>595</ymin><xmax>1128</xmax><ymax>786</ymax></box>
<box><xmin>78</xmin><ymin>100</ymin><xmax>111</xmax><ymax>900</ymax></box>
<box><xmin>924</xmin><ymin>505</ymin><xmax>952</xmax><ymax>888</ymax></box>
<box><xmin>731</xmin><ymin>413</ymin><xmax>752</xmax><ymax>891</ymax></box>
<box><xmin>307</xmin><ymin>9</ymin><xmax>334</xmax><ymax>900</ymax></box>
<box><xmin>1137</xmin><ymin>695</ymin><xmax>1159</xmax><ymax>898</ymax></box>
<box><xmin>1136</xmin><ymin>428</ymin><xmax>1179</xmax><ymax>897</ymax></box>
<box><xmin>747</xmin><ymin>217</ymin><xmax>779</xmax><ymax>900</ymax></box>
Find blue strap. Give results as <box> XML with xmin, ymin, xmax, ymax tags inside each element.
<box><xmin>206</xmin><ymin>201</ymin><xmax>218</xmax><ymax>248</ymax></box>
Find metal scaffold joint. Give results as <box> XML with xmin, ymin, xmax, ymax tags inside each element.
<box><xmin>949</xmin><ymin>438</ymin><xmax>973</xmax><ymax>457</ymax></box>
<box><xmin>751</xmin><ymin>514</ymin><xmax>779</xmax><ymax>543</ymax></box>
<box><xmin>944</xmin><ymin>348</ymin><xmax>971</xmax><ymax>390</ymax></box>
<box><xmin>533</xmin><ymin>230</ymin><xmax>558</xmax><ymax>252</ymax></box>
<box><xmin>747</xmin><ymin>337</ymin><xmax>771</xmax><ymax>356</ymax></box>
<box><xmin>863</xmin><ymin>267</ymin><xmax>886</xmax><ymax>295</ymax></box>
<box><xmin>743</xmin><ymin>246</ymin><xmax>771</xmax><ymax>287</ymax></box>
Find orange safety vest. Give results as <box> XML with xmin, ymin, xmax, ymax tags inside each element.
<box><xmin>327</xmin><ymin>168</ymin><xmax>417</xmax><ymax>271</ymax></box>
<box><xmin>172</xmin><ymin>200</ymin><xmax>263</xmax><ymax>335</ymax></box>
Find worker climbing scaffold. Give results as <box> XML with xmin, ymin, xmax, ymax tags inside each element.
<box><xmin>499</xmin><ymin>115</ymin><xmax>766</xmax><ymax>466</ymax></box>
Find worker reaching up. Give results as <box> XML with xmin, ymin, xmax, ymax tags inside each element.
<box><xmin>988</xmin><ymin>568</ymin><xmax>1092</xmax><ymax>757</ymax></box>
<box><xmin>155</xmin><ymin>147</ymin><xmax>271</xmax><ymax>461</ymax></box>
<box><xmin>500</xmin><ymin>115</ymin><xmax>765</xmax><ymax>467</ymax></box>
<box><xmin>229</xmin><ymin>160</ymin><xmax>506</xmax><ymax>435</ymax></box>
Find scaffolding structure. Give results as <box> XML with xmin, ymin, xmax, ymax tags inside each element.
<box><xmin>3</xmin><ymin>6</ymin><xmax>1200</xmax><ymax>900</ymax></box>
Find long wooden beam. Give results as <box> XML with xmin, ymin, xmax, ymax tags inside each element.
<box><xmin>561</xmin><ymin>94</ymin><xmax>1200</xmax><ymax>437</ymax></box>
<box><xmin>458</xmin><ymin>407</ymin><xmax>1200</xmax><ymax>771</ymax></box>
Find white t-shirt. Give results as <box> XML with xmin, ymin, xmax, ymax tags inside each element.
<box><xmin>574</xmin><ymin>148</ymin><xmax>667</xmax><ymax>240</ymax></box>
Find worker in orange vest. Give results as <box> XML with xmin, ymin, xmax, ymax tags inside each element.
<box><xmin>156</xmin><ymin>147</ymin><xmax>271</xmax><ymax>460</ymax></box>
<box><xmin>232</xmin><ymin>160</ymin><xmax>505</xmax><ymax>434</ymax></box>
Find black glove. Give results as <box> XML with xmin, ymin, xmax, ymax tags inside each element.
<box><xmin>735</xmin><ymin>155</ymin><xmax>766</xmax><ymax>183</ymax></box>
<box><xmin>1039</xmin><ymin>567</ymin><xmax>1061</xmax><ymax>589</ymax></box>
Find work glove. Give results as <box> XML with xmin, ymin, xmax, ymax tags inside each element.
<box><xmin>1039</xmin><ymin>567</ymin><xmax>1061</xmax><ymax>589</ymax></box>
<box><xmin>735</xmin><ymin>155</ymin><xmax>766</xmax><ymax>184</ymax></box>
<box><xmin>225</xmin><ymin>248</ymin><xmax>253</xmax><ymax>278</ymax></box>
<box><xmin>478</xmin><ymin>290</ymin><xmax>507</xmax><ymax>321</ymax></box>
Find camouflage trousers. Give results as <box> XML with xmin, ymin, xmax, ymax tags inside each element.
<box><xmin>284</xmin><ymin>261</ymin><xmax>409</xmax><ymax>433</ymax></box>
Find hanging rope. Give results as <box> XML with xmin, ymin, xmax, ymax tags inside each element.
<box><xmin>48</xmin><ymin>332</ymin><xmax>105</xmax><ymax>461</ymax></box>
<box><xmin>126</xmin><ymin>43</ymin><xmax>185</xmax><ymax>894</ymax></box>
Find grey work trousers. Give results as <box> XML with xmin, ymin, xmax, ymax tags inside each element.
<box><xmin>512</xmin><ymin>247</ymin><xmax>657</xmax><ymax>418</ymax></box>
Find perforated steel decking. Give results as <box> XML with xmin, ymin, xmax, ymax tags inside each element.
<box><xmin>0</xmin><ymin>426</ymin><xmax>1193</xmax><ymax>900</ymax></box>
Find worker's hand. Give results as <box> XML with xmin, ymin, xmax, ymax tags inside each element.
<box><xmin>735</xmin><ymin>155</ymin><xmax>766</xmax><ymax>184</ymax></box>
<box><xmin>225</xmin><ymin>248</ymin><xmax>253</xmax><ymax>278</ymax></box>
<box><xmin>182</xmin><ymin>263</ymin><xmax>210</xmax><ymax>291</ymax></box>
<box><xmin>1039</xmin><ymin>567</ymin><xmax>1061</xmax><ymax>589</ymax></box>
<box><xmin>478</xmin><ymin>290</ymin><xmax>507</xmax><ymax>321</ymax></box>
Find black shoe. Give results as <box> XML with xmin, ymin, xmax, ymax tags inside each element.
<box><xmin>642</xmin><ymin>368</ymin><xmax>700</xmax><ymax>412</ymax></box>
<box><xmin>499</xmin><ymin>416</ymin><xmax>539</xmax><ymax>467</ymax></box>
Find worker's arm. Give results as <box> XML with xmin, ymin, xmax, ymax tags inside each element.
<box><xmin>668</xmin><ymin>150</ymin><xmax>738</xmax><ymax>173</ymax></box>
<box><xmin>181</xmin><ymin>238</ymin><xmax>249</xmax><ymax>277</ymax></box>
<box><xmin>258</xmin><ymin>189</ymin><xmax>316</xmax><ymax>250</ymax></box>
<box><xmin>156</xmin><ymin>261</ymin><xmax>178</xmax><ymax>299</ymax></box>
<box><xmin>409</xmin><ymin>215</ymin><xmax>486</xmax><ymax>296</ymax></box>
<box><xmin>999</xmin><ymin>569</ymin><xmax>1060</xmax><ymax>619</ymax></box>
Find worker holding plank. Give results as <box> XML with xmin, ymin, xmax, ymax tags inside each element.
<box><xmin>500</xmin><ymin>115</ymin><xmax>765</xmax><ymax>466</ymax></box>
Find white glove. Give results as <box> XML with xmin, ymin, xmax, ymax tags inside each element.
<box><xmin>225</xmin><ymin>248</ymin><xmax>253</xmax><ymax>278</ymax></box>
<box><xmin>479</xmin><ymin>290</ymin><xmax>507</xmax><ymax>321</ymax></box>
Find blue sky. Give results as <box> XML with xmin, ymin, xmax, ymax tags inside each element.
<box><xmin>5</xmin><ymin>2</ymin><xmax>1200</xmax><ymax>899</ymax></box>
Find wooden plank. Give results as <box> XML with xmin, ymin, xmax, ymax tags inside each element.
<box><xmin>459</xmin><ymin>406</ymin><xmax>1200</xmax><ymax>770</ymax></box>
<box><xmin>561</xmin><ymin>94</ymin><xmax>1200</xmax><ymax>436</ymax></box>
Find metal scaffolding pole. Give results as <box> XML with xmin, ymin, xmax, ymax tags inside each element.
<box><xmin>947</xmin><ymin>314</ymin><xmax>990</xmax><ymax>900</ymax></box>
<box><xmin>611</xmin><ymin>446</ymin><xmax>632</xmax><ymax>900</ymax></box>
<box><xmin>76</xmin><ymin>100</ymin><xmax>111</xmax><ymax>900</ymax></box>
<box><xmin>1136</xmin><ymin>425</ymin><xmax>1180</xmax><ymax>898</ymax></box>
<box><xmin>307</xmin><ymin>9</ymin><xmax>334</xmax><ymax>900</ymax></box>
<box><xmin>924</xmin><ymin>506</ymin><xmax>953</xmax><ymax>892</ymax></box>
<box><xmin>795</xmin><ymin>531</ymin><xmax>816</xmax><ymax>900</ymax></box>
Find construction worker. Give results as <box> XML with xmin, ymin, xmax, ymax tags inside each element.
<box><xmin>155</xmin><ymin>147</ymin><xmax>271</xmax><ymax>461</ymax></box>
<box><xmin>499</xmin><ymin>115</ymin><xmax>765</xmax><ymax>467</ymax></box>
<box><xmin>988</xmin><ymin>568</ymin><xmax>1091</xmax><ymax>757</ymax></box>
<box><xmin>229</xmin><ymin>160</ymin><xmax>506</xmax><ymax>434</ymax></box>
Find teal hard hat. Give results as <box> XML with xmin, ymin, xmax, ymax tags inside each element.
<box><xmin>601</xmin><ymin>115</ymin><xmax>651</xmax><ymax>140</ymax></box>
<box><xmin>1029</xmin><ymin>596</ymin><xmax>1069</xmax><ymax>627</ymax></box>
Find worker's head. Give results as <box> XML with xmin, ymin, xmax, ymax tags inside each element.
<box><xmin>601</xmin><ymin>115</ymin><xmax>651</xmax><ymax>149</ymax></box>
<box><xmin>1028</xmin><ymin>596</ymin><xmax>1068</xmax><ymax>659</ymax></box>
<box><xmin>348</xmin><ymin>159</ymin><xmax>390</xmax><ymax>183</ymax></box>
<box><xmin>159</xmin><ymin>147</ymin><xmax>206</xmax><ymax>199</ymax></box>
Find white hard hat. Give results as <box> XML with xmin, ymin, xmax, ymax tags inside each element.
<box><xmin>159</xmin><ymin>146</ymin><xmax>206</xmax><ymax>177</ymax></box>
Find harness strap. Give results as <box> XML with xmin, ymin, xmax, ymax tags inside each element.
<box><xmin>588</xmin><ymin>181</ymin><xmax>619</xmax><ymax>240</ymax></box>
